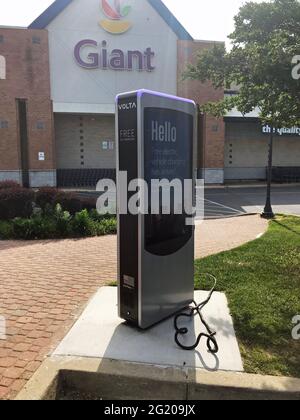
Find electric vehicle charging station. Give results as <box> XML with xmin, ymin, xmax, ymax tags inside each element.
<box><xmin>54</xmin><ymin>92</ymin><xmax>242</xmax><ymax>367</ymax></box>
<box><xmin>117</xmin><ymin>89</ymin><xmax>197</xmax><ymax>329</ymax></box>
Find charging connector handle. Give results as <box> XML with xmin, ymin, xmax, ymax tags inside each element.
<box><xmin>174</xmin><ymin>274</ymin><xmax>219</xmax><ymax>354</ymax></box>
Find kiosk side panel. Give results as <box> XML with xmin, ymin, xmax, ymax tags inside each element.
<box><xmin>117</xmin><ymin>94</ymin><xmax>139</xmax><ymax>325</ymax></box>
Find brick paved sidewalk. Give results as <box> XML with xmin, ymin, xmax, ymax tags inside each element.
<box><xmin>194</xmin><ymin>215</ymin><xmax>267</xmax><ymax>259</ymax></box>
<box><xmin>0</xmin><ymin>215</ymin><xmax>267</xmax><ymax>399</ymax></box>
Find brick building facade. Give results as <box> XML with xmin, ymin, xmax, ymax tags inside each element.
<box><xmin>0</xmin><ymin>28</ymin><xmax>55</xmax><ymax>187</ymax></box>
<box><xmin>2</xmin><ymin>0</ymin><xmax>297</xmax><ymax>188</ymax></box>
<box><xmin>0</xmin><ymin>0</ymin><xmax>227</xmax><ymax>188</ymax></box>
<box><xmin>177</xmin><ymin>40</ymin><xmax>225</xmax><ymax>184</ymax></box>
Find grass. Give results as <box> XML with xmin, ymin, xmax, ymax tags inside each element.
<box><xmin>195</xmin><ymin>215</ymin><xmax>300</xmax><ymax>378</ymax></box>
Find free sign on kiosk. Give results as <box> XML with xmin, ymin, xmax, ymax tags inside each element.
<box><xmin>116</xmin><ymin>89</ymin><xmax>196</xmax><ymax>329</ymax></box>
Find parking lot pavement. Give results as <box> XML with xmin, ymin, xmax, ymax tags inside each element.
<box><xmin>78</xmin><ymin>184</ymin><xmax>300</xmax><ymax>219</ymax></box>
<box><xmin>205</xmin><ymin>184</ymin><xmax>300</xmax><ymax>218</ymax></box>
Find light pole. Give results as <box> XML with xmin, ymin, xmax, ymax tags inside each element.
<box><xmin>261</xmin><ymin>126</ymin><xmax>275</xmax><ymax>219</ymax></box>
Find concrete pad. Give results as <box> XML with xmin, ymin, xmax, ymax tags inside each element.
<box><xmin>53</xmin><ymin>287</ymin><xmax>243</xmax><ymax>373</ymax></box>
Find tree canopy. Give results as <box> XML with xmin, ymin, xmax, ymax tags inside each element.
<box><xmin>185</xmin><ymin>0</ymin><xmax>300</xmax><ymax>127</ymax></box>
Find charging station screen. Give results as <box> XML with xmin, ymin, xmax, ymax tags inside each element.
<box><xmin>144</xmin><ymin>107</ymin><xmax>193</xmax><ymax>256</ymax></box>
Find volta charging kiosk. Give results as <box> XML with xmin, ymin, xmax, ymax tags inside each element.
<box><xmin>116</xmin><ymin>89</ymin><xmax>196</xmax><ymax>329</ymax></box>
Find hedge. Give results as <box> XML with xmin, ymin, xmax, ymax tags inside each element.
<box><xmin>54</xmin><ymin>194</ymin><xmax>96</xmax><ymax>215</ymax></box>
<box><xmin>0</xmin><ymin>209</ymin><xmax>117</xmax><ymax>240</ymax></box>
<box><xmin>0</xmin><ymin>188</ymin><xmax>34</xmax><ymax>219</ymax></box>
<box><xmin>0</xmin><ymin>184</ymin><xmax>116</xmax><ymax>239</ymax></box>
<box><xmin>0</xmin><ymin>181</ymin><xmax>21</xmax><ymax>190</ymax></box>
<box><xmin>35</xmin><ymin>187</ymin><xmax>97</xmax><ymax>215</ymax></box>
<box><xmin>35</xmin><ymin>187</ymin><xmax>61</xmax><ymax>210</ymax></box>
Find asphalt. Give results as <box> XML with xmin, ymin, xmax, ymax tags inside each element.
<box><xmin>204</xmin><ymin>184</ymin><xmax>300</xmax><ymax>219</ymax></box>
<box><xmin>75</xmin><ymin>184</ymin><xmax>300</xmax><ymax>220</ymax></box>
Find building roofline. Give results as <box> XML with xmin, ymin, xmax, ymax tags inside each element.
<box><xmin>0</xmin><ymin>25</ymin><xmax>27</xmax><ymax>29</ymax></box>
<box><xmin>193</xmin><ymin>39</ymin><xmax>225</xmax><ymax>44</ymax></box>
<box><xmin>28</xmin><ymin>0</ymin><xmax>73</xmax><ymax>30</ymax></box>
<box><xmin>147</xmin><ymin>0</ymin><xmax>193</xmax><ymax>40</ymax></box>
<box><xmin>28</xmin><ymin>0</ymin><xmax>193</xmax><ymax>40</ymax></box>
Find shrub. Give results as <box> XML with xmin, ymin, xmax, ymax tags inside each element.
<box><xmin>33</xmin><ymin>217</ymin><xmax>57</xmax><ymax>239</ymax></box>
<box><xmin>55</xmin><ymin>194</ymin><xmax>96</xmax><ymax>215</ymax></box>
<box><xmin>12</xmin><ymin>218</ymin><xmax>35</xmax><ymax>240</ymax></box>
<box><xmin>0</xmin><ymin>212</ymin><xmax>117</xmax><ymax>240</ymax></box>
<box><xmin>95</xmin><ymin>218</ymin><xmax>117</xmax><ymax>236</ymax></box>
<box><xmin>79</xmin><ymin>197</ymin><xmax>97</xmax><ymax>212</ymax></box>
<box><xmin>34</xmin><ymin>185</ymin><xmax>97</xmax><ymax>216</ymax></box>
<box><xmin>0</xmin><ymin>180</ymin><xmax>21</xmax><ymax>190</ymax></box>
<box><xmin>52</xmin><ymin>204</ymin><xmax>71</xmax><ymax>237</ymax></box>
<box><xmin>0</xmin><ymin>220</ymin><xmax>14</xmax><ymax>239</ymax></box>
<box><xmin>54</xmin><ymin>193</ymin><xmax>81</xmax><ymax>214</ymax></box>
<box><xmin>89</xmin><ymin>208</ymin><xmax>115</xmax><ymax>222</ymax></box>
<box><xmin>35</xmin><ymin>187</ymin><xmax>61</xmax><ymax>210</ymax></box>
<box><xmin>71</xmin><ymin>209</ymin><xmax>96</xmax><ymax>237</ymax></box>
<box><xmin>0</xmin><ymin>188</ymin><xmax>34</xmax><ymax>219</ymax></box>
<box><xmin>12</xmin><ymin>216</ymin><xmax>57</xmax><ymax>240</ymax></box>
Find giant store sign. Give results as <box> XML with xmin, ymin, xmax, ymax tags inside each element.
<box><xmin>74</xmin><ymin>39</ymin><xmax>155</xmax><ymax>72</ymax></box>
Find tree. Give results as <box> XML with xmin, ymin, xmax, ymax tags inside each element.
<box><xmin>185</xmin><ymin>0</ymin><xmax>300</xmax><ymax>218</ymax></box>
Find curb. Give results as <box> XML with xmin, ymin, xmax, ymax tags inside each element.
<box><xmin>16</xmin><ymin>356</ymin><xmax>300</xmax><ymax>400</ymax></box>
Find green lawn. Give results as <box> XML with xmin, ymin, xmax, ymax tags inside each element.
<box><xmin>195</xmin><ymin>215</ymin><xmax>300</xmax><ymax>378</ymax></box>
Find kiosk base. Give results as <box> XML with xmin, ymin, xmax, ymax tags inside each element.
<box><xmin>53</xmin><ymin>287</ymin><xmax>244</xmax><ymax>373</ymax></box>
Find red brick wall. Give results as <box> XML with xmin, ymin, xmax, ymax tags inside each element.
<box><xmin>0</xmin><ymin>28</ymin><xmax>54</xmax><ymax>174</ymax></box>
<box><xmin>177</xmin><ymin>40</ymin><xmax>225</xmax><ymax>171</ymax></box>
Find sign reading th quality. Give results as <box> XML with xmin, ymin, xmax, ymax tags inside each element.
<box><xmin>262</xmin><ymin>125</ymin><xmax>300</xmax><ymax>136</ymax></box>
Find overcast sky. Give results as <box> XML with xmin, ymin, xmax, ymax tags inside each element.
<box><xmin>0</xmin><ymin>0</ymin><xmax>263</xmax><ymax>43</ymax></box>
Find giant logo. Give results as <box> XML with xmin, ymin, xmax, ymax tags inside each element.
<box><xmin>74</xmin><ymin>0</ymin><xmax>155</xmax><ymax>72</ymax></box>
<box><xmin>100</xmin><ymin>0</ymin><xmax>132</xmax><ymax>34</ymax></box>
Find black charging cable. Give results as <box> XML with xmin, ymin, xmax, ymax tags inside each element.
<box><xmin>174</xmin><ymin>274</ymin><xmax>219</xmax><ymax>354</ymax></box>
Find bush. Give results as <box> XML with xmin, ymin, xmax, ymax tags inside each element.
<box><xmin>55</xmin><ymin>194</ymin><xmax>96</xmax><ymax>215</ymax></box>
<box><xmin>0</xmin><ymin>212</ymin><xmax>117</xmax><ymax>240</ymax></box>
<box><xmin>0</xmin><ymin>220</ymin><xmax>14</xmax><ymax>239</ymax></box>
<box><xmin>12</xmin><ymin>218</ymin><xmax>35</xmax><ymax>240</ymax></box>
<box><xmin>0</xmin><ymin>188</ymin><xmax>34</xmax><ymax>219</ymax></box>
<box><xmin>71</xmin><ymin>209</ymin><xmax>96</xmax><ymax>237</ymax></box>
<box><xmin>12</xmin><ymin>216</ymin><xmax>57</xmax><ymax>240</ymax></box>
<box><xmin>89</xmin><ymin>208</ymin><xmax>115</xmax><ymax>222</ymax></box>
<box><xmin>54</xmin><ymin>193</ymin><xmax>81</xmax><ymax>214</ymax></box>
<box><xmin>0</xmin><ymin>194</ymin><xmax>116</xmax><ymax>240</ymax></box>
<box><xmin>0</xmin><ymin>180</ymin><xmax>21</xmax><ymax>190</ymax></box>
<box><xmin>35</xmin><ymin>187</ymin><xmax>61</xmax><ymax>210</ymax></box>
<box><xmin>52</xmin><ymin>204</ymin><xmax>71</xmax><ymax>237</ymax></box>
<box><xmin>79</xmin><ymin>197</ymin><xmax>97</xmax><ymax>212</ymax></box>
<box><xmin>35</xmin><ymin>188</ymin><xmax>96</xmax><ymax>216</ymax></box>
<box><xmin>95</xmin><ymin>218</ymin><xmax>117</xmax><ymax>235</ymax></box>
